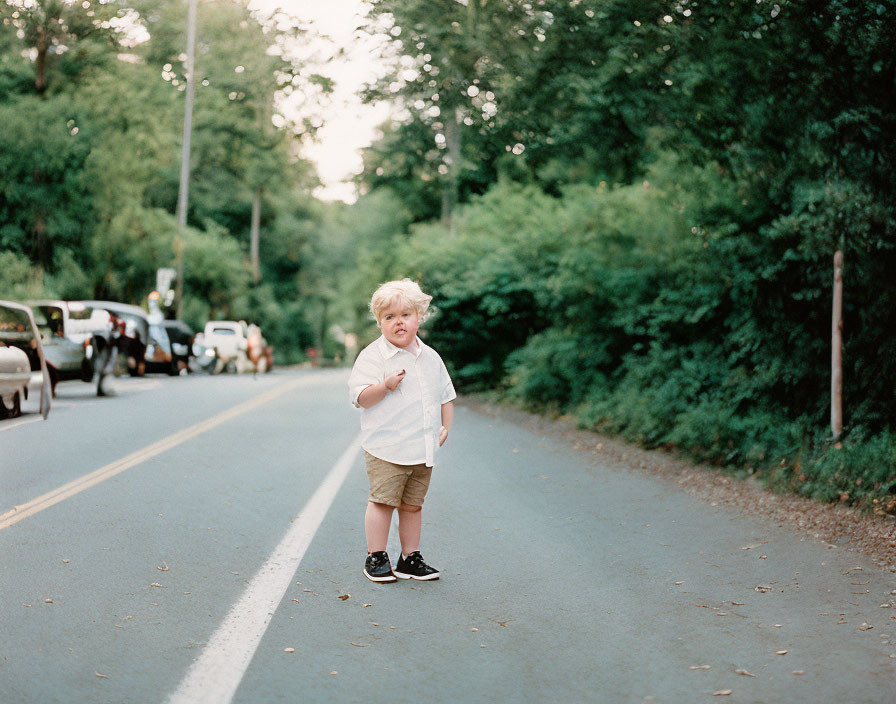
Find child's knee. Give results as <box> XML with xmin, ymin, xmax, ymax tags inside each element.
<box><xmin>398</xmin><ymin>503</ymin><xmax>421</xmax><ymax>513</ymax></box>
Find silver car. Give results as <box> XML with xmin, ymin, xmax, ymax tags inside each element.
<box><xmin>28</xmin><ymin>300</ymin><xmax>109</xmax><ymax>384</ymax></box>
<box><xmin>0</xmin><ymin>300</ymin><xmax>52</xmax><ymax>420</ymax></box>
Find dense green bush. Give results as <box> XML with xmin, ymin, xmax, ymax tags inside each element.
<box><xmin>393</xmin><ymin>159</ymin><xmax>895</xmax><ymax>513</ymax></box>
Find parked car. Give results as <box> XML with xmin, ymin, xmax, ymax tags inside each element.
<box><xmin>0</xmin><ymin>300</ymin><xmax>52</xmax><ymax>420</ymax></box>
<box><xmin>202</xmin><ymin>320</ymin><xmax>273</xmax><ymax>374</ymax></box>
<box><xmin>77</xmin><ymin>301</ymin><xmax>150</xmax><ymax>377</ymax></box>
<box><xmin>202</xmin><ymin>320</ymin><xmax>252</xmax><ymax>373</ymax></box>
<box><xmin>145</xmin><ymin>320</ymin><xmax>195</xmax><ymax>375</ymax></box>
<box><xmin>28</xmin><ymin>300</ymin><xmax>110</xmax><ymax>390</ymax></box>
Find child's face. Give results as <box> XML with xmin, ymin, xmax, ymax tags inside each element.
<box><xmin>379</xmin><ymin>298</ymin><xmax>420</xmax><ymax>349</ymax></box>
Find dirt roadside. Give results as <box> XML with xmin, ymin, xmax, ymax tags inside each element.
<box><xmin>459</xmin><ymin>396</ymin><xmax>896</xmax><ymax>573</ymax></box>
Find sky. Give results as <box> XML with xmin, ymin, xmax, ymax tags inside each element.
<box><xmin>249</xmin><ymin>0</ymin><xmax>391</xmax><ymax>202</ymax></box>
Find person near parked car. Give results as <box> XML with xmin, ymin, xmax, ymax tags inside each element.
<box><xmin>92</xmin><ymin>312</ymin><xmax>123</xmax><ymax>397</ymax></box>
<box><xmin>348</xmin><ymin>278</ymin><xmax>456</xmax><ymax>583</ymax></box>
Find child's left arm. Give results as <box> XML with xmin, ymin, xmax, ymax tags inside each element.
<box><xmin>439</xmin><ymin>401</ymin><xmax>454</xmax><ymax>447</ymax></box>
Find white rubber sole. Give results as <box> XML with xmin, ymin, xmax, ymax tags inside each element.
<box><xmin>393</xmin><ymin>570</ymin><xmax>440</xmax><ymax>581</ymax></box>
<box><xmin>363</xmin><ymin>569</ymin><xmax>397</xmax><ymax>583</ymax></box>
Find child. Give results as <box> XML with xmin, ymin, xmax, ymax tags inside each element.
<box><xmin>348</xmin><ymin>279</ymin><xmax>456</xmax><ymax>582</ymax></box>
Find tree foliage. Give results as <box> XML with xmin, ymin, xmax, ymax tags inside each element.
<box><xmin>0</xmin><ymin>0</ymin><xmax>331</xmax><ymax>360</ymax></box>
<box><xmin>356</xmin><ymin>0</ymin><xmax>896</xmax><ymax>513</ymax></box>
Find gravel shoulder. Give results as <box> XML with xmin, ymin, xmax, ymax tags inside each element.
<box><xmin>459</xmin><ymin>396</ymin><xmax>896</xmax><ymax>573</ymax></box>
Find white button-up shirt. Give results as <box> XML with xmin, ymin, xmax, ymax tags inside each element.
<box><xmin>349</xmin><ymin>335</ymin><xmax>456</xmax><ymax>467</ymax></box>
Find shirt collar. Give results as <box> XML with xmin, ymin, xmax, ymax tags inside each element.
<box><xmin>379</xmin><ymin>334</ymin><xmax>423</xmax><ymax>359</ymax></box>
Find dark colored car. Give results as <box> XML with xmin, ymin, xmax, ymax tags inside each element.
<box><xmin>0</xmin><ymin>300</ymin><xmax>52</xmax><ymax>420</ymax></box>
<box><xmin>77</xmin><ymin>301</ymin><xmax>150</xmax><ymax>377</ymax></box>
<box><xmin>145</xmin><ymin>320</ymin><xmax>195</xmax><ymax>375</ymax></box>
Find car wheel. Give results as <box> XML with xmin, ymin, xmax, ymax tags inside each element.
<box><xmin>1</xmin><ymin>392</ymin><xmax>22</xmax><ymax>419</ymax></box>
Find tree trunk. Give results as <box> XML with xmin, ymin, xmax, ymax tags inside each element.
<box><xmin>250</xmin><ymin>188</ymin><xmax>262</xmax><ymax>283</ymax></box>
<box><xmin>35</xmin><ymin>26</ymin><xmax>47</xmax><ymax>95</ymax></box>
<box><xmin>831</xmin><ymin>249</ymin><xmax>844</xmax><ymax>439</ymax></box>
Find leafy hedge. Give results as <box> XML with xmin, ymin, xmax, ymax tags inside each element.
<box><xmin>395</xmin><ymin>161</ymin><xmax>896</xmax><ymax>514</ymax></box>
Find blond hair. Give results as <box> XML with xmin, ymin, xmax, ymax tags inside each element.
<box><xmin>370</xmin><ymin>278</ymin><xmax>433</xmax><ymax>323</ymax></box>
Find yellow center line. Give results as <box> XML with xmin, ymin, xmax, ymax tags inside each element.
<box><xmin>0</xmin><ymin>377</ymin><xmax>307</xmax><ymax>532</ymax></box>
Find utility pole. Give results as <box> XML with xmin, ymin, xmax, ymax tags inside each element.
<box><xmin>174</xmin><ymin>0</ymin><xmax>198</xmax><ymax>319</ymax></box>
<box><xmin>250</xmin><ymin>188</ymin><xmax>262</xmax><ymax>283</ymax></box>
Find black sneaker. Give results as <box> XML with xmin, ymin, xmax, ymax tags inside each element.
<box><xmin>364</xmin><ymin>551</ymin><xmax>397</xmax><ymax>583</ymax></box>
<box><xmin>394</xmin><ymin>551</ymin><xmax>440</xmax><ymax>581</ymax></box>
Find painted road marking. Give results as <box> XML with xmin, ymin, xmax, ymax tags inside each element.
<box><xmin>0</xmin><ymin>377</ymin><xmax>308</xmax><ymax>531</ymax></box>
<box><xmin>0</xmin><ymin>416</ymin><xmax>43</xmax><ymax>433</ymax></box>
<box><xmin>168</xmin><ymin>435</ymin><xmax>361</xmax><ymax>704</ymax></box>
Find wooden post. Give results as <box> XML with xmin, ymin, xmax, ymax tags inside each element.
<box><xmin>831</xmin><ymin>250</ymin><xmax>843</xmax><ymax>439</ymax></box>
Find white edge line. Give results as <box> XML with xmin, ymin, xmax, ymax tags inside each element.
<box><xmin>0</xmin><ymin>416</ymin><xmax>43</xmax><ymax>432</ymax></box>
<box><xmin>168</xmin><ymin>434</ymin><xmax>361</xmax><ymax>704</ymax></box>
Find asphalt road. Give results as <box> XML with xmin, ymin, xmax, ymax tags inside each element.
<box><xmin>1</xmin><ymin>369</ymin><xmax>894</xmax><ymax>703</ymax></box>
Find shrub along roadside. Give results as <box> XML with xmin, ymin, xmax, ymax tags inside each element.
<box><xmin>399</xmin><ymin>169</ymin><xmax>895</xmax><ymax>516</ymax></box>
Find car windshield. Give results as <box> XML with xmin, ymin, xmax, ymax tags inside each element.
<box><xmin>0</xmin><ymin>306</ymin><xmax>35</xmax><ymax>342</ymax></box>
<box><xmin>211</xmin><ymin>327</ymin><xmax>236</xmax><ymax>335</ymax></box>
<box><xmin>33</xmin><ymin>305</ymin><xmax>64</xmax><ymax>337</ymax></box>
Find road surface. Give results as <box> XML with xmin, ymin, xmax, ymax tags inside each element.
<box><xmin>1</xmin><ymin>369</ymin><xmax>894</xmax><ymax>703</ymax></box>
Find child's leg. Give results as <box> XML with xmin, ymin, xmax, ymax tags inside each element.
<box><xmin>397</xmin><ymin>504</ymin><xmax>422</xmax><ymax>555</ymax></box>
<box><xmin>365</xmin><ymin>501</ymin><xmax>394</xmax><ymax>552</ymax></box>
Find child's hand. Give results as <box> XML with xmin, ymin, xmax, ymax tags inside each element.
<box><xmin>438</xmin><ymin>425</ymin><xmax>449</xmax><ymax>446</ymax></box>
<box><xmin>384</xmin><ymin>369</ymin><xmax>406</xmax><ymax>391</ymax></box>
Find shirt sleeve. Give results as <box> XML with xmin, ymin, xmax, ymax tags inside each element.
<box><xmin>439</xmin><ymin>358</ymin><xmax>457</xmax><ymax>405</ymax></box>
<box><xmin>348</xmin><ymin>346</ymin><xmax>383</xmax><ymax>408</ymax></box>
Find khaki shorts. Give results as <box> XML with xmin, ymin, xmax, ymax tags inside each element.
<box><xmin>364</xmin><ymin>451</ymin><xmax>432</xmax><ymax>508</ymax></box>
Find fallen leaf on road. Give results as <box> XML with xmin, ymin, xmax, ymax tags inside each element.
<box><xmin>363</xmin><ymin>603</ymin><xmax>372</xmax><ymax>607</ymax></box>
<box><xmin>350</xmin><ymin>642</ymin><xmax>364</xmax><ymax>647</ymax></box>
<box><xmin>712</xmin><ymin>690</ymin><xmax>732</xmax><ymax>696</ymax></box>
<box><xmin>792</xmin><ymin>670</ymin><xmax>805</xmax><ymax>675</ymax></box>
<box><xmin>471</xmin><ymin>628</ymin><xmax>479</xmax><ymax>632</ymax></box>
<box><xmin>157</xmin><ymin>563</ymin><xmax>169</xmax><ymax>572</ymax></box>
<box><xmin>62</xmin><ymin>559</ymin><xmax>70</xmax><ymax>564</ymax></box>
<box><xmin>114</xmin><ymin>625</ymin><xmax>122</xmax><ymax>629</ymax></box>
<box><xmin>776</xmin><ymin>650</ymin><xmax>788</xmax><ymax>655</ymax></box>
<box><xmin>741</xmin><ymin>542</ymin><xmax>769</xmax><ymax>550</ymax></box>
<box><xmin>850</xmin><ymin>580</ymin><xmax>871</xmax><ymax>586</ymax></box>
<box><xmin>150</xmin><ymin>583</ymin><xmax>165</xmax><ymax>588</ymax></box>
<box><xmin>841</xmin><ymin>567</ymin><xmax>863</xmax><ymax>575</ymax></box>
<box><xmin>45</xmin><ymin>599</ymin><xmax>53</xmax><ymax>604</ymax></box>
<box><xmin>95</xmin><ymin>672</ymin><xmax>108</xmax><ymax>679</ymax></box>
<box><xmin>735</xmin><ymin>669</ymin><xmax>756</xmax><ymax>677</ymax></box>
<box><xmin>284</xmin><ymin>648</ymin><xmax>294</xmax><ymax>653</ymax></box>
<box><xmin>337</xmin><ymin>594</ymin><xmax>351</xmax><ymax>601</ymax></box>
<box><xmin>371</xmin><ymin>622</ymin><xmax>379</xmax><ymax>626</ymax></box>
<box><xmin>329</xmin><ymin>671</ymin><xmax>338</xmax><ymax>675</ymax></box>
<box><xmin>689</xmin><ymin>665</ymin><xmax>711</xmax><ymax>670</ymax></box>
<box><xmin>858</xmin><ymin>623</ymin><xmax>873</xmax><ymax>631</ymax></box>
<box><xmin>728</xmin><ymin>602</ymin><xmax>745</xmax><ymax>606</ymax></box>
<box><xmin>755</xmin><ymin>585</ymin><xmax>773</xmax><ymax>593</ymax></box>
<box><xmin>674</xmin><ymin>581</ymin><xmax>684</xmax><ymax>585</ymax></box>
<box><xmin>291</xmin><ymin>599</ymin><xmax>299</xmax><ymax>603</ymax></box>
